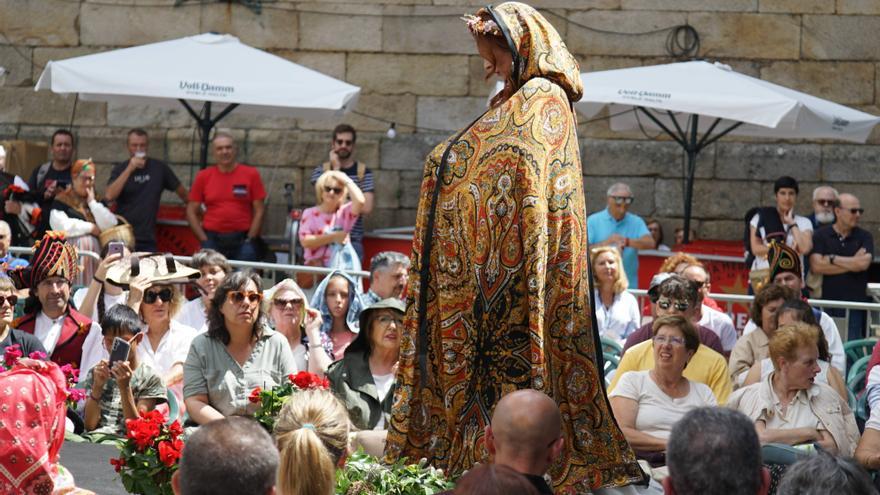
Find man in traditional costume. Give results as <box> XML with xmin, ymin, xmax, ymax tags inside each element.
<box><xmin>384</xmin><ymin>3</ymin><xmax>643</xmax><ymax>492</ymax></box>
<box><xmin>9</xmin><ymin>231</ymin><xmax>104</xmax><ymax>374</ymax></box>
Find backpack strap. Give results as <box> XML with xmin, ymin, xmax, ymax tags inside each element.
<box><xmin>356</xmin><ymin>162</ymin><xmax>366</xmax><ymax>182</ymax></box>
<box><xmin>35</xmin><ymin>161</ymin><xmax>52</xmax><ymax>189</ymax></box>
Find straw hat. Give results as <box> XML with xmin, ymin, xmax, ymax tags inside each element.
<box><xmin>105</xmin><ymin>253</ymin><xmax>199</xmax><ymax>289</ymax></box>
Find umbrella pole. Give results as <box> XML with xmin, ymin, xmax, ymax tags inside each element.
<box><xmin>682</xmin><ymin>114</ymin><xmax>699</xmax><ymax>244</ymax></box>
<box><xmin>179</xmin><ymin>100</ymin><xmax>241</xmax><ymax>169</ymax></box>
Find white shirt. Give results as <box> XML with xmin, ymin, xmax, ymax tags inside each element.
<box><xmin>866</xmin><ymin>366</ymin><xmax>880</xmax><ymax>413</ymax></box>
<box><xmin>609</xmin><ymin>370</ymin><xmax>716</xmax><ymax>439</ymax></box>
<box><xmin>372</xmin><ymin>372</ymin><xmax>395</xmax><ymax>430</ymax></box>
<box><xmin>594</xmin><ymin>289</ymin><xmax>641</xmax><ymax>342</ymax></box>
<box><xmin>749</xmin><ymin>213</ymin><xmax>813</xmax><ymax>272</ymax></box>
<box><xmin>698</xmin><ymin>305</ymin><xmax>737</xmax><ymax>352</ymax></box>
<box><xmin>291</xmin><ymin>342</ymin><xmax>308</xmax><ymax>372</ymax></box>
<box><xmin>49</xmin><ymin>199</ymin><xmax>118</xmax><ymax>237</ymax></box>
<box><xmin>742</xmin><ymin>310</ymin><xmax>845</xmax><ymax>373</ymax></box>
<box><xmin>137</xmin><ymin>320</ymin><xmax>198</xmax><ymax>377</ymax></box>
<box><xmin>34</xmin><ymin>311</ymin><xmax>65</xmax><ymax>354</ymax></box>
<box><xmin>175</xmin><ymin>298</ymin><xmax>208</xmax><ymax>334</ymax></box>
<box><xmin>72</xmin><ymin>287</ymin><xmax>128</xmax><ymax>321</ymax></box>
<box><xmin>32</xmin><ymin>310</ymin><xmax>105</xmax><ymax>382</ymax></box>
<box><xmin>762</xmin><ymin>380</ymin><xmax>823</xmax><ymax>431</ymax></box>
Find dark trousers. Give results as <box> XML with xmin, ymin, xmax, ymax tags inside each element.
<box><xmin>202</xmin><ymin>231</ymin><xmax>258</xmax><ymax>262</ymax></box>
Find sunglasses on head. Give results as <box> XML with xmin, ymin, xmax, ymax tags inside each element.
<box><xmin>324</xmin><ymin>186</ymin><xmax>344</xmax><ymax>195</ymax></box>
<box><xmin>611</xmin><ymin>196</ymin><xmax>634</xmax><ymax>205</ymax></box>
<box><xmin>657</xmin><ymin>298</ymin><xmax>689</xmax><ymax>311</ymax></box>
<box><xmin>273</xmin><ymin>297</ymin><xmax>303</xmax><ymax>308</ymax></box>
<box><xmin>0</xmin><ymin>294</ymin><xmax>18</xmax><ymax>307</ymax></box>
<box><xmin>143</xmin><ymin>288</ymin><xmax>173</xmax><ymax>304</ymax></box>
<box><xmin>228</xmin><ymin>290</ymin><xmax>262</xmax><ymax>305</ymax></box>
<box><xmin>816</xmin><ymin>199</ymin><xmax>836</xmax><ymax>207</ymax></box>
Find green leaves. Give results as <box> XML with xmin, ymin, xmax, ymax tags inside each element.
<box><xmin>335</xmin><ymin>450</ymin><xmax>454</xmax><ymax>495</ymax></box>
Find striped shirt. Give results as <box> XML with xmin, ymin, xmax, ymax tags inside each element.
<box><xmin>310</xmin><ymin>162</ymin><xmax>374</xmax><ymax>244</ymax></box>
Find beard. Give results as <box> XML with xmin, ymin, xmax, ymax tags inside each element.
<box><xmin>816</xmin><ymin>211</ymin><xmax>835</xmax><ymax>224</ymax></box>
<box><xmin>335</xmin><ymin>149</ymin><xmax>351</xmax><ymax>160</ymax></box>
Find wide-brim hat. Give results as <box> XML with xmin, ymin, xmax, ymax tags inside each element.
<box><xmin>8</xmin><ymin>231</ymin><xmax>79</xmax><ymax>291</ymax></box>
<box><xmin>105</xmin><ymin>253</ymin><xmax>200</xmax><ymax>289</ymax></box>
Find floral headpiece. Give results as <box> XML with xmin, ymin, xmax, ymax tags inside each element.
<box><xmin>462</xmin><ymin>13</ymin><xmax>501</xmax><ymax>36</ymax></box>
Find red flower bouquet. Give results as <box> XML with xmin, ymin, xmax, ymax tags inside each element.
<box><xmin>110</xmin><ymin>410</ymin><xmax>183</xmax><ymax>495</ymax></box>
<box><xmin>251</xmin><ymin>371</ymin><xmax>330</xmax><ymax>431</ymax></box>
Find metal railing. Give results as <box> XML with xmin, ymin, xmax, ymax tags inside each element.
<box><xmin>9</xmin><ymin>246</ymin><xmax>101</xmax><ymax>262</ymax></box>
<box><xmin>628</xmin><ymin>288</ymin><xmax>880</xmax><ymax>342</ymax></box>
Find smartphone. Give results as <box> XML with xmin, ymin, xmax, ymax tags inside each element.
<box><xmin>107</xmin><ymin>241</ymin><xmax>125</xmax><ymax>257</ymax></box>
<box><xmin>108</xmin><ymin>337</ymin><xmax>131</xmax><ymax>367</ymax></box>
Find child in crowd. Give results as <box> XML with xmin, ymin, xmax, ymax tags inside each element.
<box><xmin>80</xmin><ymin>305</ymin><xmax>166</xmax><ymax>436</ymax></box>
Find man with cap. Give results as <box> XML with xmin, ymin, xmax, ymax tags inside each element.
<box><xmin>742</xmin><ymin>241</ymin><xmax>845</xmax><ymax>374</ymax></box>
<box><xmin>8</xmin><ymin>231</ymin><xmax>104</xmax><ymax>373</ymax></box>
<box><xmin>612</xmin><ymin>273</ymin><xmax>732</xmax><ymax>404</ymax></box>
<box><xmin>622</xmin><ymin>273</ymin><xmax>724</xmax><ymax>357</ymax></box>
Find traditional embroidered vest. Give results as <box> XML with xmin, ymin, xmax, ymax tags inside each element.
<box><xmin>16</xmin><ymin>308</ymin><xmax>92</xmax><ymax>369</ymax></box>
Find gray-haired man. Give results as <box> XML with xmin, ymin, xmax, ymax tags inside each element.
<box><xmin>587</xmin><ymin>182</ymin><xmax>653</xmax><ymax>287</ymax></box>
<box><xmin>364</xmin><ymin>251</ymin><xmax>410</xmax><ymax>305</ymax></box>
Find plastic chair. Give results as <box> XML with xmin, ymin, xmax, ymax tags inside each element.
<box><xmin>848</xmin><ymin>355</ymin><xmax>870</xmax><ymax>395</ymax></box>
<box><xmin>165</xmin><ymin>389</ymin><xmax>179</xmax><ymax>426</ymax></box>
<box><xmin>13</xmin><ymin>298</ymin><xmax>25</xmax><ymax>319</ymax></box>
<box><xmin>601</xmin><ymin>337</ymin><xmax>623</xmax><ymax>359</ymax></box>
<box><xmin>761</xmin><ymin>443</ymin><xmax>812</xmax><ymax>465</ymax></box>
<box><xmin>603</xmin><ymin>352</ymin><xmax>619</xmax><ymax>387</ymax></box>
<box><xmin>856</xmin><ymin>390</ymin><xmax>870</xmax><ymax>423</ymax></box>
<box><xmin>845</xmin><ymin>338</ymin><xmax>878</xmax><ymax>368</ymax></box>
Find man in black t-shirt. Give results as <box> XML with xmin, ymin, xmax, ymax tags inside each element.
<box><xmin>810</xmin><ymin>193</ymin><xmax>874</xmax><ymax>340</ymax></box>
<box><xmin>25</xmin><ymin>130</ymin><xmax>75</xmax><ymax>227</ymax></box>
<box><xmin>106</xmin><ymin>129</ymin><xmax>188</xmax><ymax>251</ymax></box>
<box><xmin>309</xmin><ymin>124</ymin><xmax>374</xmax><ymax>262</ymax></box>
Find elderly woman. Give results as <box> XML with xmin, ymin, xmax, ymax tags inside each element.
<box><xmin>183</xmin><ymin>271</ymin><xmax>296</xmax><ymax>424</ymax></box>
<box><xmin>592</xmin><ymin>246</ymin><xmax>640</xmax><ymax>342</ymax></box>
<box><xmin>327</xmin><ymin>298</ymin><xmax>404</xmax><ymax>431</ymax></box>
<box><xmin>610</xmin><ymin>315</ymin><xmax>717</xmax><ymax>461</ymax></box>
<box><xmin>742</xmin><ymin>299</ymin><xmax>847</xmax><ymax>400</ymax></box>
<box><xmin>275</xmin><ymin>389</ymin><xmax>350</xmax><ymax>495</ymax></box>
<box><xmin>298</xmin><ymin>170</ymin><xmax>365</xmax><ymax>288</ymax></box>
<box><xmin>310</xmin><ymin>271</ymin><xmax>366</xmax><ymax>360</ymax></box>
<box><xmin>728</xmin><ymin>283</ymin><xmax>798</xmax><ymax>386</ymax></box>
<box><xmin>175</xmin><ymin>249</ymin><xmax>231</xmax><ymax>334</ymax></box>
<box><xmin>44</xmin><ymin>159</ymin><xmax>119</xmax><ymax>285</ymax></box>
<box><xmin>266</xmin><ymin>278</ymin><xmax>331</xmax><ymax>374</ymax></box>
<box><xmin>0</xmin><ymin>276</ymin><xmax>45</xmax><ymax>356</ymax></box>
<box><xmin>728</xmin><ymin>322</ymin><xmax>859</xmax><ymax>456</ymax></box>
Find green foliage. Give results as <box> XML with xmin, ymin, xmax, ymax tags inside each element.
<box><xmin>335</xmin><ymin>450</ymin><xmax>454</xmax><ymax>495</ymax></box>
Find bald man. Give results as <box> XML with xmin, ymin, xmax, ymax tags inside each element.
<box><xmin>485</xmin><ymin>389</ymin><xmax>563</xmax><ymax>495</ymax></box>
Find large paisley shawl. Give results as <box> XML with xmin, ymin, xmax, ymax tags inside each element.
<box><xmin>384</xmin><ymin>77</ymin><xmax>643</xmax><ymax>492</ymax></box>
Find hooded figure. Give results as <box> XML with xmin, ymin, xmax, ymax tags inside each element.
<box><xmin>309</xmin><ymin>270</ymin><xmax>366</xmax><ymax>360</ymax></box>
<box><xmin>384</xmin><ymin>3</ymin><xmax>642</xmax><ymax>492</ymax></box>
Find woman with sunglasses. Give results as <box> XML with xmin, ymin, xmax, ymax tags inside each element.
<box><xmin>126</xmin><ymin>275</ymin><xmax>197</xmax><ymax>389</ymax></box>
<box><xmin>297</xmin><ymin>171</ymin><xmax>365</xmax><ymax>285</ymax></box>
<box><xmin>610</xmin><ymin>315</ymin><xmax>716</xmax><ymax>467</ymax></box>
<box><xmin>265</xmin><ymin>278</ymin><xmax>331</xmax><ymax>374</ymax></box>
<box><xmin>591</xmin><ymin>246</ymin><xmax>640</xmax><ymax>343</ymax></box>
<box><xmin>183</xmin><ymin>271</ymin><xmax>296</xmax><ymax>425</ymax></box>
<box><xmin>0</xmin><ymin>276</ymin><xmax>46</xmax><ymax>357</ymax></box>
<box><xmin>42</xmin><ymin>159</ymin><xmax>119</xmax><ymax>286</ymax></box>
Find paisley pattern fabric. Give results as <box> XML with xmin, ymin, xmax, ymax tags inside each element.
<box><xmin>384</xmin><ymin>3</ymin><xmax>643</xmax><ymax>492</ymax></box>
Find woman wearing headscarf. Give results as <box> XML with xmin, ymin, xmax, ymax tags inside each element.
<box><xmin>309</xmin><ymin>270</ymin><xmax>366</xmax><ymax>361</ymax></box>
<box><xmin>44</xmin><ymin>159</ymin><xmax>119</xmax><ymax>286</ymax></box>
<box><xmin>384</xmin><ymin>3</ymin><xmax>642</xmax><ymax>491</ymax></box>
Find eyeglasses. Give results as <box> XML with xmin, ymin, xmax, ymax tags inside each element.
<box><xmin>227</xmin><ymin>290</ymin><xmax>262</xmax><ymax>305</ymax></box>
<box><xmin>690</xmin><ymin>280</ymin><xmax>706</xmax><ymax>289</ymax></box>
<box><xmin>143</xmin><ymin>288</ymin><xmax>173</xmax><ymax>304</ymax></box>
<box><xmin>324</xmin><ymin>186</ymin><xmax>344</xmax><ymax>195</ymax></box>
<box><xmin>273</xmin><ymin>297</ymin><xmax>303</xmax><ymax>309</ymax></box>
<box><xmin>0</xmin><ymin>294</ymin><xmax>18</xmax><ymax>307</ymax></box>
<box><xmin>611</xmin><ymin>196</ymin><xmax>634</xmax><ymax>205</ymax></box>
<box><xmin>816</xmin><ymin>199</ymin><xmax>836</xmax><ymax>207</ymax></box>
<box><xmin>334</xmin><ymin>139</ymin><xmax>353</xmax><ymax>146</ymax></box>
<box><xmin>653</xmin><ymin>335</ymin><xmax>686</xmax><ymax>347</ymax></box>
<box><xmin>845</xmin><ymin>208</ymin><xmax>865</xmax><ymax>215</ymax></box>
<box><xmin>375</xmin><ymin>315</ymin><xmax>404</xmax><ymax>327</ymax></box>
<box><xmin>657</xmin><ymin>298</ymin><xmax>689</xmax><ymax>311</ymax></box>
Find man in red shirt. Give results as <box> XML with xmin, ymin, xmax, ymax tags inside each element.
<box><xmin>186</xmin><ymin>133</ymin><xmax>266</xmax><ymax>261</ymax></box>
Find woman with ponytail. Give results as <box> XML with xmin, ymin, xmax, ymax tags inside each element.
<box><xmin>275</xmin><ymin>389</ymin><xmax>350</xmax><ymax>495</ymax></box>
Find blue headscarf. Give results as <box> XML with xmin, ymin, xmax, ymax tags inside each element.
<box><xmin>309</xmin><ymin>270</ymin><xmax>366</xmax><ymax>357</ymax></box>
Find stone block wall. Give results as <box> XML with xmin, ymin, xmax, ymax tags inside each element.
<box><xmin>2</xmin><ymin>0</ymin><xmax>880</xmax><ymax>241</ymax></box>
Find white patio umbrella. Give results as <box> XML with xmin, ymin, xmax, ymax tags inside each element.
<box><xmin>35</xmin><ymin>33</ymin><xmax>360</xmax><ymax>168</ymax></box>
<box><xmin>574</xmin><ymin>60</ymin><xmax>880</xmax><ymax>242</ymax></box>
